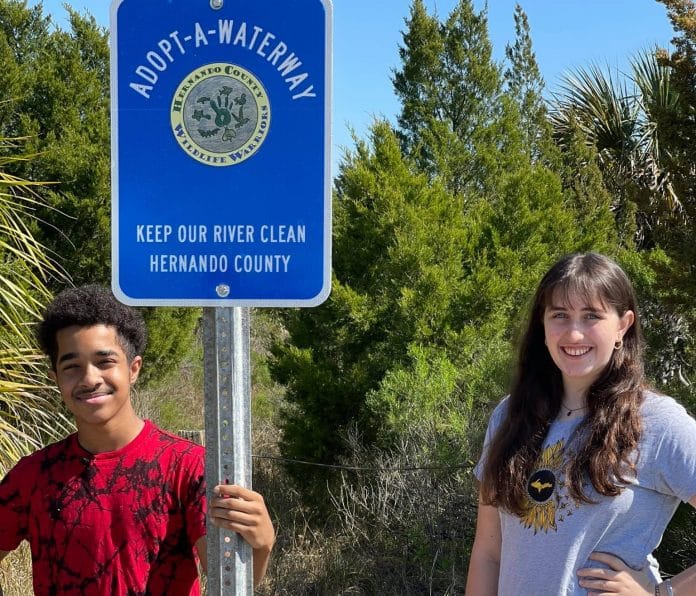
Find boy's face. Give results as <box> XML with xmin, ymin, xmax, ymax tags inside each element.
<box><xmin>49</xmin><ymin>324</ymin><xmax>142</xmax><ymax>429</ymax></box>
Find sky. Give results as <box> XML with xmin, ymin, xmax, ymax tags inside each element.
<box><xmin>28</xmin><ymin>0</ymin><xmax>675</xmax><ymax>173</ymax></box>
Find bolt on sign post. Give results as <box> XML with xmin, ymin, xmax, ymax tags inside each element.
<box><xmin>110</xmin><ymin>0</ymin><xmax>332</xmax><ymax>593</ymax></box>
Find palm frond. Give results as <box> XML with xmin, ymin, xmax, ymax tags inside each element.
<box><xmin>549</xmin><ymin>55</ymin><xmax>682</xmax><ymax>216</ymax></box>
<box><xmin>551</xmin><ymin>64</ymin><xmax>641</xmax><ymax>160</ymax></box>
<box><xmin>0</xmin><ymin>137</ymin><xmax>74</xmax><ymax>473</ymax></box>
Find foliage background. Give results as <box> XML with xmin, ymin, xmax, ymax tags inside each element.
<box><xmin>1</xmin><ymin>0</ymin><xmax>695</xmax><ymax>593</ymax></box>
<box><xmin>0</xmin><ymin>1</ymin><xmax>200</xmax><ymax>389</ymax></box>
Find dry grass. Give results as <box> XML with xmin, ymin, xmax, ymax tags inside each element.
<box><xmin>252</xmin><ymin>421</ymin><xmax>362</xmax><ymax>595</ymax></box>
<box><xmin>1</xmin><ymin>413</ymin><xmax>478</xmax><ymax>595</ymax></box>
<box><xmin>6</xmin><ymin>410</ymin><xmax>696</xmax><ymax>594</ymax></box>
<box><xmin>0</xmin><ymin>542</ymin><xmax>32</xmax><ymax>595</ymax></box>
<box><xmin>254</xmin><ymin>422</ymin><xmax>478</xmax><ymax>595</ymax></box>
<box><xmin>132</xmin><ymin>350</ymin><xmax>205</xmax><ymax>432</ymax></box>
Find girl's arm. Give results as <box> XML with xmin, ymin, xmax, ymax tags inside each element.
<box><xmin>465</xmin><ymin>495</ymin><xmax>501</xmax><ymax>596</ymax></box>
<box><xmin>577</xmin><ymin>495</ymin><xmax>696</xmax><ymax>596</ymax></box>
<box><xmin>662</xmin><ymin>494</ymin><xmax>696</xmax><ymax>596</ymax></box>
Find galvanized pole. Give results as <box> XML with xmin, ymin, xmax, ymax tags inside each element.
<box><xmin>203</xmin><ymin>306</ymin><xmax>253</xmax><ymax>595</ymax></box>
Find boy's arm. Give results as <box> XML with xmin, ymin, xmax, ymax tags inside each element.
<box><xmin>204</xmin><ymin>484</ymin><xmax>275</xmax><ymax>587</ymax></box>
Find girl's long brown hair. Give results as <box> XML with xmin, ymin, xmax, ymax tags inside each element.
<box><xmin>481</xmin><ymin>253</ymin><xmax>645</xmax><ymax>514</ymax></box>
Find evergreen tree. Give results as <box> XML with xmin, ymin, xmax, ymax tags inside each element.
<box><xmin>392</xmin><ymin>0</ymin><xmax>442</xmax><ymax>167</ymax></box>
<box><xmin>554</xmin><ymin>117</ymin><xmax>620</xmax><ymax>253</ymax></box>
<box><xmin>271</xmin><ymin>0</ymin><xmax>623</xmax><ymax>475</ymax></box>
<box><xmin>0</xmin><ymin>1</ymin><xmax>199</xmax><ymax>387</ymax></box>
<box><xmin>0</xmin><ymin>2</ymin><xmax>111</xmax><ymax>283</ymax></box>
<box><xmin>273</xmin><ymin>122</ymin><xmax>471</xmax><ymax>464</ymax></box>
<box><xmin>503</xmin><ymin>3</ymin><xmax>554</xmax><ymax>163</ymax></box>
<box><xmin>656</xmin><ymin>0</ymin><xmax>696</xmax><ymax>294</ymax></box>
<box><xmin>272</xmin><ymin>122</ymin><xmax>607</xmax><ymax>474</ymax></box>
<box><xmin>393</xmin><ymin>0</ymin><xmax>501</xmax><ymax>194</ymax></box>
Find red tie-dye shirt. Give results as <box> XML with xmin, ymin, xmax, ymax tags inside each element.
<box><xmin>0</xmin><ymin>420</ymin><xmax>206</xmax><ymax>595</ymax></box>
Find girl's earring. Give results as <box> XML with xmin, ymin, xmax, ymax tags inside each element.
<box><xmin>614</xmin><ymin>339</ymin><xmax>623</xmax><ymax>350</ymax></box>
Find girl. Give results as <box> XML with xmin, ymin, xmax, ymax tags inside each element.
<box><xmin>465</xmin><ymin>253</ymin><xmax>696</xmax><ymax>595</ymax></box>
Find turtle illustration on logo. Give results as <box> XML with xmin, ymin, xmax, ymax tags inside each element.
<box><xmin>171</xmin><ymin>63</ymin><xmax>270</xmax><ymax>166</ymax></box>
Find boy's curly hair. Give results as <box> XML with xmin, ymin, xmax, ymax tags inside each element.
<box><xmin>37</xmin><ymin>285</ymin><xmax>147</xmax><ymax>369</ymax></box>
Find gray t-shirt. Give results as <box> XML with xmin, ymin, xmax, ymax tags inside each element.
<box><xmin>475</xmin><ymin>392</ymin><xmax>696</xmax><ymax>596</ymax></box>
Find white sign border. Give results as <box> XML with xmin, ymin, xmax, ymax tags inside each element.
<box><xmin>109</xmin><ymin>0</ymin><xmax>333</xmax><ymax>307</ymax></box>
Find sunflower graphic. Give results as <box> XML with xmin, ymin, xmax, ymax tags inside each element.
<box><xmin>520</xmin><ymin>440</ymin><xmax>565</xmax><ymax>534</ymax></box>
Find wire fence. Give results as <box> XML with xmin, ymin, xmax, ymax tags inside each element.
<box><xmin>177</xmin><ymin>429</ymin><xmax>476</xmax><ymax>473</ymax></box>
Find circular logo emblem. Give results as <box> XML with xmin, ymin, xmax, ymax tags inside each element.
<box><xmin>171</xmin><ymin>63</ymin><xmax>270</xmax><ymax>166</ymax></box>
<box><xmin>527</xmin><ymin>469</ymin><xmax>556</xmax><ymax>503</ymax></box>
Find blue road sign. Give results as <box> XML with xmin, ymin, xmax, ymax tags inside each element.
<box><xmin>110</xmin><ymin>0</ymin><xmax>332</xmax><ymax>306</ymax></box>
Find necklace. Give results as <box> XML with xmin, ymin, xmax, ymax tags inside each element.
<box><xmin>561</xmin><ymin>403</ymin><xmax>587</xmax><ymax>417</ymax></box>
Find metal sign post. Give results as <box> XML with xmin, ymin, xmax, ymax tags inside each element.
<box><xmin>203</xmin><ymin>307</ymin><xmax>252</xmax><ymax>594</ymax></box>
<box><xmin>110</xmin><ymin>1</ymin><xmax>332</xmax><ymax>593</ymax></box>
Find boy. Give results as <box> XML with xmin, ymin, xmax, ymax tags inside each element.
<box><xmin>0</xmin><ymin>285</ymin><xmax>274</xmax><ymax>595</ymax></box>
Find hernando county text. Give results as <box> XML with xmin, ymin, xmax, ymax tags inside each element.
<box><xmin>137</xmin><ymin>223</ymin><xmax>305</xmax><ymax>273</ymax></box>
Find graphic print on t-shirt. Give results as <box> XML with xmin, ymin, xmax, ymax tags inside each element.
<box><xmin>520</xmin><ymin>439</ymin><xmax>579</xmax><ymax>534</ymax></box>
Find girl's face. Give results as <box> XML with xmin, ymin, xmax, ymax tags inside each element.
<box><xmin>543</xmin><ymin>290</ymin><xmax>634</xmax><ymax>397</ymax></box>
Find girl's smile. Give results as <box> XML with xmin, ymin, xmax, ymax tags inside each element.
<box><xmin>544</xmin><ymin>292</ymin><xmax>634</xmax><ymax>399</ymax></box>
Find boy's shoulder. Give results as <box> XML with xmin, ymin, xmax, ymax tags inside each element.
<box><xmin>140</xmin><ymin>421</ymin><xmax>206</xmax><ymax>472</ymax></box>
<box><xmin>4</xmin><ymin>432</ymin><xmax>79</xmax><ymax>478</ymax></box>
<box><xmin>146</xmin><ymin>422</ymin><xmax>205</xmax><ymax>453</ymax></box>
<box><xmin>6</xmin><ymin>422</ymin><xmax>204</xmax><ymax>478</ymax></box>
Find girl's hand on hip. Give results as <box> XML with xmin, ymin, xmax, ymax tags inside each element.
<box><xmin>577</xmin><ymin>551</ymin><xmax>654</xmax><ymax>595</ymax></box>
